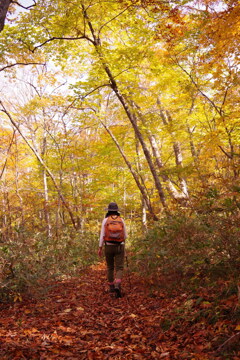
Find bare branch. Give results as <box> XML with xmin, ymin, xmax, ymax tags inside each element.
<box><xmin>31</xmin><ymin>35</ymin><xmax>93</xmax><ymax>52</ymax></box>
<box><xmin>81</xmin><ymin>83</ymin><xmax>111</xmax><ymax>99</ymax></box>
<box><xmin>216</xmin><ymin>332</ymin><xmax>240</xmax><ymax>354</ymax></box>
<box><xmin>11</xmin><ymin>0</ymin><xmax>37</xmax><ymax>10</ymax></box>
<box><xmin>219</xmin><ymin>145</ymin><xmax>233</xmax><ymax>159</ymax></box>
<box><xmin>98</xmin><ymin>5</ymin><xmax>132</xmax><ymax>35</ymax></box>
<box><xmin>0</xmin><ymin>62</ymin><xmax>45</xmax><ymax>72</ymax></box>
<box><xmin>220</xmin><ymin>84</ymin><xmax>230</xmax><ymax>114</ymax></box>
<box><xmin>173</xmin><ymin>56</ymin><xmax>222</xmax><ymax>115</ymax></box>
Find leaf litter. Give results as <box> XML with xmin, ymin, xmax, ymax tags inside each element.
<box><xmin>0</xmin><ymin>262</ymin><xmax>239</xmax><ymax>359</ymax></box>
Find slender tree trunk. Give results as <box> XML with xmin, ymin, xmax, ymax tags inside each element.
<box><xmin>1</xmin><ymin>178</ymin><xmax>9</xmax><ymax>242</ymax></box>
<box><xmin>223</xmin><ymin>129</ymin><xmax>238</xmax><ymax>178</ymax></box>
<box><xmin>134</xmin><ymin>136</ymin><xmax>152</xmax><ymax>229</ymax></box>
<box><xmin>70</xmin><ymin>172</ymin><xmax>82</xmax><ymax>230</ymax></box>
<box><xmin>107</xmin><ymin>75</ymin><xmax>167</xmax><ymax>209</ymax></box>
<box><xmin>101</xmin><ymin>121</ymin><xmax>158</xmax><ymax>220</ymax></box>
<box><xmin>187</xmin><ymin>125</ymin><xmax>198</xmax><ymax>160</ymax></box>
<box><xmin>157</xmin><ymin>100</ymin><xmax>189</xmax><ymax>201</ymax></box>
<box><xmin>133</xmin><ymin>101</ymin><xmax>187</xmax><ymax>201</ymax></box>
<box><xmin>41</xmin><ymin>119</ymin><xmax>52</xmax><ymax>237</ymax></box>
<box><xmin>148</xmin><ymin>133</ymin><xmax>183</xmax><ymax>198</ymax></box>
<box><xmin>43</xmin><ymin>169</ymin><xmax>51</xmax><ymax>236</ymax></box>
<box><xmin>166</xmin><ymin>110</ymin><xmax>189</xmax><ymax>199</ymax></box>
<box><xmin>187</xmin><ymin>124</ymin><xmax>206</xmax><ymax>186</ymax></box>
<box><xmin>82</xmin><ymin>6</ymin><xmax>168</xmax><ymax>212</ymax></box>
<box><xmin>0</xmin><ymin>101</ymin><xmax>77</xmax><ymax>230</ymax></box>
<box><xmin>0</xmin><ymin>129</ymin><xmax>15</xmax><ymax>180</ymax></box>
<box><xmin>141</xmin><ymin>197</ymin><xmax>148</xmax><ymax>233</ymax></box>
<box><xmin>13</xmin><ymin>135</ymin><xmax>24</xmax><ymax>229</ymax></box>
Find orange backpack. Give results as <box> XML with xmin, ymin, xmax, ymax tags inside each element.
<box><xmin>104</xmin><ymin>215</ymin><xmax>124</xmax><ymax>243</ymax></box>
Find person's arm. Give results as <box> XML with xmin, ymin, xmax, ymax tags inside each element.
<box><xmin>98</xmin><ymin>218</ymin><xmax>107</xmax><ymax>257</ymax></box>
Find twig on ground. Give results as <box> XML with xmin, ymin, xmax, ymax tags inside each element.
<box><xmin>215</xmin><ymin>332</ymin><xmax>240</xmax><ymax>354</ymax></box>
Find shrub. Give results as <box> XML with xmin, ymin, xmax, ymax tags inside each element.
<box><xmin>0</xmin><ymin>228</ymin><xmax>98</xmax><ymax>302</ymax></box>
<box><xmin>131</xmin><ymin>212</ymin><xmax>240</xmax><ymax>287</ymax></box>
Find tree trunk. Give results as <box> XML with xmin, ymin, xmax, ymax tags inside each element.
<box><xmin>13</xmin><ymin>134</ymin><xmax>24</xmax><ymax>229</ymax></box>
<box><xmin>0</xmin><ymin>0</ymin><xmax>11</xmax><ymax>32</ymax></box>
<box><xmin>133</xmin><ymin>100</ymin><xmax>188</xmax><ymax>201</ymax></box>
<box><xmin>157</xmin><ymin>100</ymin><xmax>189</xmax><ymax>201</ymax></box>
<box><xmin>141</xmin><ymin>197</ymin><xmax>148</xmax><ymax>233</ymax></box>
<box><xmin>0</xmin><ymin>101</ymin><xmax>77</xmax><ymax>230</ymax></box>
<box><xmin>41</xmin><ymin>119</ymin><xmax>52</xmax><ymax>237</ymax></box>
<box><xmin>82</xmin><ymin>6</ymin><xmax>168</xmax><ymax>212</ymax></box>
<box><xmin>165</xmin><ymin>110</ymin><xmax>189</xmax><ymax>200</ymax></box>
<box><xmin>101</xmin><ymin>121</ymin><xmax>158</xmax><ymax>221</ymax></box>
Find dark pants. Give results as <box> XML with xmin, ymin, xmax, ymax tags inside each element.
<box><xmin>105</xmin><ymin>244</ymin><xmax>125</xmax><ymax>283</ymax></box>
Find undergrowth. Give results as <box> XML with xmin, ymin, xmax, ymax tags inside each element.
<box><xmin>131</xmin><ymin>210</ymin><xmax>240</xmax><ymax>359</ymax></box>
<box><xmin>0</xmin><ymin>228</ymin><xmax>98</xmax><ymax>302</ymax></box>
<box><xmin>131</xmin><ymin>211</ymin><xmax>240</xmax><ymax>290</ymax></box>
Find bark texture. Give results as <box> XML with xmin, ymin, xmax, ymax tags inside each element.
<box><xmin>0</xmin><ymin>0</ymin><xmax>11</xmax><ymax>32</ymax></box>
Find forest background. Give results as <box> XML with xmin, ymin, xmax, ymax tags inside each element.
<box><xmin>0</xmin><ymin>0</ymin><xmax>239</xmax><ymax>303</ymax></box>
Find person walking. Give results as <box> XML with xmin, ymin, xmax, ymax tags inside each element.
<box><xmin>98</xmin><ymin>202</ymin><xmax>127</xmax><ymax>298</ymax></box>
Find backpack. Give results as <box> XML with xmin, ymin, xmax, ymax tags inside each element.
<box><xmin>104</xmin><ymin>215</ymin><xmax>124</xmax><ymax>243</ymax></box>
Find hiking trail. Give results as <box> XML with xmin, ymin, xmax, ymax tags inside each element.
<box><xmin>0</xmin><ymin>262</ymin><xmax>238</xmax><ymax>359</ymax></box>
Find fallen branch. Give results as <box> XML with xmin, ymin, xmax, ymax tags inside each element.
<box><xmin>215</xmin><ymin>332</ymin><xmax>240</xmax><ymax>354</ymax></box>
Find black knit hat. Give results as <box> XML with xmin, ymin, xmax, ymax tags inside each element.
<box><xmin>106</xmin><ymin>202</ymin><xmax>119</xmax><ymax>212</ymax></box>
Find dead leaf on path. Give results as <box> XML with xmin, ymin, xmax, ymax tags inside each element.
<box><xmin>59</xmin><ymin>308</ymin><xmax>73</xmax><ymax>315</ymax></box>
<box><xmin>60</xmin><ymin>335</ymin><xmax>74</xmax><ymax>345</ymax></box>
<box><xmin>129</xmin><ymin>313</ymin><xmax>137</xmax><ymax>318</ymax></box>
<box><xmin>58</xmin><ymin>325</ymin><xmax>77</xmax><ymax>333</ymax></box>
<box><xmin>160</xmin><ymin>352</ymin><xmax>170</xmax><ymax>358</ymax></box>
<box><xmin>77</xmin><ymin>329</ymin><xmax>93</xmax><ymax>337</ymax></box>
<box><xmin>63</xmin><ymin>308</ymin><xmax>72</xmax><ymax>313</ymax></box>
<box><xmin>23</xmin><ymin>328</ymin><xmax>39</xmax><ymax>335</ymax></box>
<box><xmin>130</xmin><ymin>334</ymin><xmax>142</xmax><ymax>339</ymax></box>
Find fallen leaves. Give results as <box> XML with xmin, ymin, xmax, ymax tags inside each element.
<box><xmin>0</xmin><ymin>263</ymin><xmax>239</xmax><ymax>359</ymax></box>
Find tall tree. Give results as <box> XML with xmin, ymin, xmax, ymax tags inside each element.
<box><xmin>0</xmin><ymin>0</ymin><xmax>11</xmax><ymax>31</ymax></box>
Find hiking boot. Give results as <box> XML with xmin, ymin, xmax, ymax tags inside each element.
<box><xmin>114</xmin><ymin>284</ymin><xmax>122</xmax><ymax>298</ymax></box>
<box><xmin>109</xmin><ymin>284</ymin><xmax>115</xmax><ymax>293</ymax></box>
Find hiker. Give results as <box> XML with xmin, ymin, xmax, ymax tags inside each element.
<box><xmin>98</xmin><ymin>202</ymin><xmax>127</xmax><ymax>298</ymax></box>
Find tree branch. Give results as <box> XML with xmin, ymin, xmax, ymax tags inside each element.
<box><xmin>11</xmin><ymin>0</ymin><xmax>37</xmax><ymax>10</ymax></box>
<box><xmin>219</xmin><ymin>145</ymin><xmax>234</xmax><ymax>159</ymax></box>
<box><xmin>173</xmin><ymin>57</ymin><xmax>222</xmax><ymax>115</ymax></box>
<box><xmin>81</xmin><ymin>83</ymin><xmax>111</xmax><ymax>99</ymax></box>
<box><xmin>98</xmin><ymin>5</ymin><xmax>132</xmax><ymax>35</ymax></box>
<box><xmin>216</xmin><ymin>332</ymin><xmax>240</xmax><ymax>354</ymax></box>
<box><xmin>31</xmin><ymin>35</ymin><xmax>93</xmax><ymax>52</ymax></box>
<box><xmin>0</xmin><ymin>62</ymin><xmax>45</xmax><ymax>72</ymax></box>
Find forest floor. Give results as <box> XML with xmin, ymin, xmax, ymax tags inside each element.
<box><xmin>0</xmin><ymin>262</ymin><xmax>239</xmax><ymax>360</ymax></box>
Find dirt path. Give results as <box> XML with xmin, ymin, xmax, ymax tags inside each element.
<box><xmin>0</xmin><ymin>263</ymin><xmax>237</xmax><ymax>359</ymax></box>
